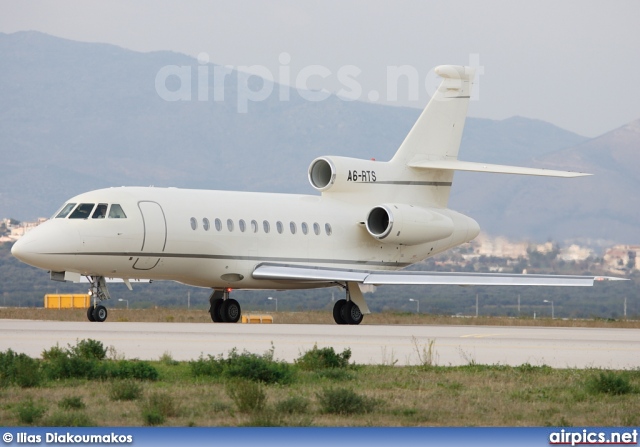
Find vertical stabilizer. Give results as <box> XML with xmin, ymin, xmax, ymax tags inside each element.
<box><xmin>391</xmin><ymin>65</ymin><xmax>475</xmax><ymax>166</ymax></box>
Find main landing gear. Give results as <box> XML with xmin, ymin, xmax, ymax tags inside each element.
<box><xmin>86</xmin><ymin>276</ymin><xmax>111</xmax><ymax>323</ymax></box>
<box><xmin>209</xmin><ymin>288</ymin><xmax>241</xmax><ymax>323</ymax></box>
<box><xmin>332</xmin><ymin>283</ymin><xmax>367</xmax><ymax>325</ymax></box>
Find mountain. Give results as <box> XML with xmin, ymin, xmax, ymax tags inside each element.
<box><xmin>4</xmin><ymin>31</ymin><xmax>635</xmax><ymax>243</ymax></box>
<box><xmin>450</xmin><ymin>119</ymin><xmax>640</xmax><ymax>243</ymax></box>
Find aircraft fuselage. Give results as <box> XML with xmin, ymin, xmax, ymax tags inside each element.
<box><xmin>14</xmin><ymin>186</ymin><xmax>480</xmax><ymax>290</ymax></box>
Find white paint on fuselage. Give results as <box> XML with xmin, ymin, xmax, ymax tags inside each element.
<box><xmin>14</xmin><ymin>186</ymin><xmax>479</xmax><ymax>290</ymax></box>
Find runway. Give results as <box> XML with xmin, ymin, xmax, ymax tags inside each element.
<box><xmin>1</xmin><ymin>319</ymin><xmax>639</xmax><ymax>369</ymax></box>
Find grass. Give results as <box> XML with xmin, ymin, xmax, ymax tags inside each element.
<box><xmin>1</xmin><ymin>341</ymin><xmax>640</xmax><ymax>426</ymax></box>
<box><xmin>2</xmin><ymin>307</ymin><xmax>640</xmax><ymax>328</ymax></box>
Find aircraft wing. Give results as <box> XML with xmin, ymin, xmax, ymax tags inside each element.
<box><xmin>252</xmin><ymin>263</ymin><xmax>624</xmax><ymax>287</ymax></box>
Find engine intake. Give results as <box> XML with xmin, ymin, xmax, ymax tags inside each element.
<box><xmin>366</xmin><ymin>204</ymin><xmax>454</xmax><ymax>245</ymax></box>
<box><xmin>308</xmin><ymin>157</ymin><xmax>336</xmax><ymax>191</ymax></box>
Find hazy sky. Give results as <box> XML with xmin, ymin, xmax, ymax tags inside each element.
<box><xmin>2</xmin><ymin>0</ymin><xmax>638</xmax><ymax>137</ymax></box>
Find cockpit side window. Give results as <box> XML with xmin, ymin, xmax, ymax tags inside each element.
<box><xmin>108</xmin><ymin>204</ymin><xmax>127</xmax><ymax>219</ymax></box>
<box><xmin>92</xmin><ymin>203</ymin><xmax>108</xmax><ymax>219</ymax></box>
<box><xmin>69</xmin><ymin>203</ymin><xmax>95</xmax><ymax>219</ymax></box>
<box><xmin>55</xmin><ymin>203</ymin><xmax>77</xmax><ymax>219</ymax></box>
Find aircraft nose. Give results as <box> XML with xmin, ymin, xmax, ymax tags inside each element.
<box><xmin>11</xmin><ymin>230</ymin><xmax>37</xmax><ymax>264</ymax></box>
<box><xmin>11</xmin><ymin>221</ymin><xmax>81</xmax><ymax>270</ymax></box>
<box><xmin>11</xmin><ymin>236</ymin><xmax>25</xmax><ymax>259</ymax></box>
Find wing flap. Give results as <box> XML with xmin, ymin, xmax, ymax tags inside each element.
<box><xmin>252</xmin><ymin>264</ymin><xmax>369</xmax><ymax>283</ymax></box>
<box><xmin>408</xmin><ymin>159</ymin><xmax>591</xmax><ymax>178</ymax></box>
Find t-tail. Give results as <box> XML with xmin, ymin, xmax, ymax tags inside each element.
<box><xmin>308</xmin><ymin>64</ymin><xmax>589</xmax><ymax>208</ymax></box>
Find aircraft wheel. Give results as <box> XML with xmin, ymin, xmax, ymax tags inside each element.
<box><xmin>332</xmin><ymin>299</ymin><xmax>347</xmax><ymax>324</ymax></box>
<box><xmin>341</xmin><ymin>301</ymin><xmax>363</xmax><ymax>325</ymax></box>
<box><xmin>210</xmin><ymin>298</ymin><xmax>224</xmax><ymax>322</ymax></box>
<box><xmin>86</xmin><ymin>306</ymin><xmax>96</xmax><ymax>322</ymax></box>
<box><xmin>92</xmin><ymin>305</ymin><xmax>108</xmax><ymax>322</ymax></box>
<box><xmin>221</xmin><ymin>299</ymin><xmax>241</xmax><ymax>323</ymax></box>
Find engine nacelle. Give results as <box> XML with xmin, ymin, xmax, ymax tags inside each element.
<box><xmin>365</xmin><ymin>204</ymin><xmax>454</xmax><ymax>245</ymax></box>
<box><xmin>308</xmin><ymin>156</ymin><xmax>384</xmax><ymax>193</ymax></box>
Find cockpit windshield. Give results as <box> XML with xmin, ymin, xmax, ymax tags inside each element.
<box><xmin>69</xmin><ymin>203</ymin><xmax>96</xmax><ymax>219</ymax></box>
<box><xmin>53</xmin><ymin>202</ymin><xmax>128</xmax><ymax>219</ymax></box>
<box><xmin>92</xmin><ymin>204</ymin><xmax>108</xmax><ymax>219</ymax></box>
<box><xmin>108</xmin><ymin>204</ymin><xmax>127</xmax><ymax>219</ymax></box>
<box><xmin>55</xmin><ymin>203</ymin><xmax>77</xmax><ymax>219</ymax></box>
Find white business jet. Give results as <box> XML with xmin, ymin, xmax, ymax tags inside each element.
<box><xmin>11</xmin><ymin>65</ymin><xmax>620</xmax><ymax>325</ymax></box>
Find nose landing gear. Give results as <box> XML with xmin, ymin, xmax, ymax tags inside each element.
<box><xmin>86</xmin><ymin>276</ymin><xmax>111</xmax><ymax>322</ymax></box>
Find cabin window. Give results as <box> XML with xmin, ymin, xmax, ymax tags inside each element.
<box><xmin>215</xmin><ymin>218</ymin><xmax>222</xmax><ymax>231</ymax></box>
<box><xmin>190</xmin><ymin>217</ymin><xmax>197</xmax><ymax>230</ymax></box>
<box><xmin>251</xmin><ymin>220</ymin><xmax>258</xmax><ymax>233</ymax></box>
<box><xmin>69</xmin><ymin>203</ymin><xmax>95</xmax><ymax>219</ymax></box>
<box><xmin>290</xmin><ymin>222</ymin><xmax>297</xmax><ymax>234</ymax></box>
<box><xmin>301</xmin><ymin>222</ymin><xmax>308</xmax><ymax>235</ymax></box>
<box><xmin>276</xmin><ymin>221</ymin><xmax>284</xmax><ymax>234</ymax></box>
<box><xmin>263</xmin><ymin>220</ymin><xmax>270</xmax><ymax>233</ymax></box>
<box><xmin>239</xmin><ymin>219</ymin><xmax>246</xmax><ymax>232</ymax></box>
<box><xmin>227</xmin><ymin>219</ymin><xmax>234</xmax><ymax>232</ymax></box>
<box><xmin>203</xmin><ymin>218</ymin><xmax>210</xmax><ymax>231</ymax></box>
<box><xmin>108</xmin><ymin>204</ymin><xmax>127</xmax><ymax>219</ymax></box>
<box><xmin>92</xmin><ymin>204</ymin><xmax>108</xmax><ymax>219</ymax></box>
<box><xmin>313</xmin><ymin>222</ymin><xmax>320</xmax><ymax>235</ymax></box>
<box><xmin>55</xmin><ymin>203</ymin><xmax>77</xmax><ymax>219</ymax></box>
<box><xmin>325</xmin><ymin>223</ymin><xmax>332</xmax><ymax>236</ymax></box>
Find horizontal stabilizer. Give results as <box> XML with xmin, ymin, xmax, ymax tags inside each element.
<box><xmin>253</xmin><ymin>263</ymin><xmax>624</xmax><ymax>287</ymax></box>
<box><xmin>408</xmin><ymin>159</ymin><xmax>591</xmax><ymax>178</ymax></box>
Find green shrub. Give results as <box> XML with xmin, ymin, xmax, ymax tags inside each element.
<box><xmin>41</xmin><ymin>355</ymin><xmax>98</xmax><ymax>380</ymax></box>
<box><xmin>190</xmin><ymin>348</ymin><xmax>294</xmax><ymax>384</ymax></box>
<box><xmin>108</xmin><ymin>360</ymin><xmax>159</xmax><ymax>381</ymax></box>
<box><xmin>41</xmin><ymin>345</ymin><xmax>67</xmax><ymax>362</ymax></box>
<box><xmin>69</xmin><ymin>339</ymin><xmax>107</xmax><ymax>361</ymax></box>
<box><xmin>109</xmin><ymin>380</ymin><xmax>143</xmax><ymax>401</ymax></box>
<box><xmin>41</xmin><ymin>344</ymin><xmax>158</xmax><ymax>381</ymax></box>
<box><xmin>189</xmin><ymin>354</ymin><xmax>224</xmax><ymax>377</ymax></box>
<box><xmin>275</xmin><ymin>395</ymin><xmax>309</xmax><ymax>414</ymax></box>
<box><xmin>142</xmin><ymin>408</ymin><xmax>165</xmax><ymax>426</ymax></box>
<box><xmin>296</xmin><ymin>345</ymin><xmax>352</xmax><ymax>370</ymax></box>
<box><xmin>14</xmin><ymin>355</ymin><xmax>42</xmax><ymax>388</ymax></box>
<box><xmin>144</xmin><ymin>392</ymin><xmax>178</xmax><ymax>418</ymax></box>
<box><xmin>226</xmin><ymin>380</ymin><xmax>267</xmax><ymax>413</ymax></box>
<box><xmin>224</xmin><ymin>348</ymin><xmax>294</xmax><ymax>385</ymax></box>
<box><xmin>517</xmin><ymin>363</ymin><xmax>552</xmax><ymax>374</ymax></box>
<box><xmin>58</xmin><ymin>396</ymin><xmax>85</xmax><ymax>410</ymax></box>
<box><xmin>15</xmin><ymin>399</ymin><xmax>47</xmax><ymax>424</ymax></box>
<box><xmin>44</xmin><ymin>410</ymin><xmax>94</xmax><ymax>427</ymax></box>
<box><xmin>316</xmin><ymin>387</ymin><xmax>378</xmax><ymax>415</ymax></box>
<box><xmin>159</xmin><ymin>351</ymin><xmax>179</xmax><ymax>366</ymax></box>
<box><xmin>587</xmin><ymin>371</ymin><xmax>634</xmax><ymax>395</ymax></box>
<box><xmin>0</xmin><ymin>349</ymin><xmax>42</xmax><ymax>387</ymax></box>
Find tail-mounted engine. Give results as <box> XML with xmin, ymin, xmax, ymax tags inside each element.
<box><xmin>308</xmin><ymin>156</ymin><xmax>385</xmax><ymax>193</ymax></box>
<box><xmin>365</xmin><ymin>204</ymin><xmax>454</xmax><ymax>246</ymax></box>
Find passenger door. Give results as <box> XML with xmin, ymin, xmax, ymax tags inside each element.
<box><xmin>133</xmin><ymin>201</ymin><xmax>167</xmax><ymax>270</ymax></box>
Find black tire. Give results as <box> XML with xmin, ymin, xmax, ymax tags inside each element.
<box><xmin>333</xmin><ymin>299</ymin><xmax>347</xmax><ymax>324</ymax></box>
<box><xmin>221</xmin><ymin>299</ymin><xmax>241</xmax><ymax>323</ymax></box>
<box><xmin>92</xmin><ymin>305</ymin><xmax>108</xmax><ymax>322</ymax></box>
<box><xmin>210</xmin><ymin>298</ymin><xmax>224</xmax><ymax>322</ymax></box>
<box><xmin>342</xmin><ymin>301</ymin><xmax>363</xmax><ymax>325</ymax></box>
<box><xmin>87</xmin><ymin>305</ymin><xmax>96</xmax><ymax>322</ymax></box>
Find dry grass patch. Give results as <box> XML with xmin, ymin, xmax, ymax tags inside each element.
<box><xmin>2</xmin><ymin>340</ymin><xmax>640</xmax><ymax>426</ymax></box>
<box><xmin>2</xmin><ymin>307</ymin><xmax>640</xmax><ymax>329</ymax></box>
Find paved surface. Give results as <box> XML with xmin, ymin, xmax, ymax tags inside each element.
<box><xmin>1</xmin><ymin>319</ymin><xmax>639</xmax><ymax>369</ymax></box>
